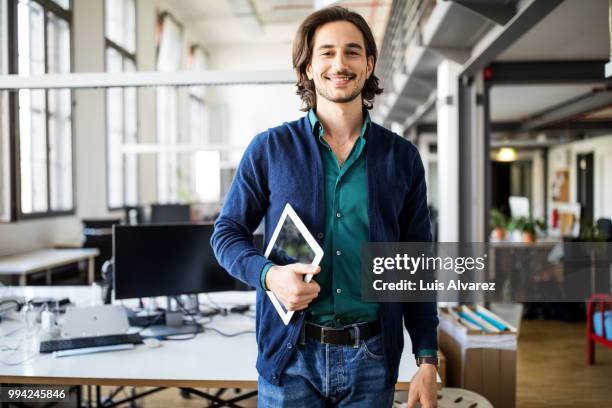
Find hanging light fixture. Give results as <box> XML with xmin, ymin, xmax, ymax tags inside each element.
<box><xmin>496</xmin><ymin>147</ymin><xmax>517</xmax><ymax>162</ymax></box>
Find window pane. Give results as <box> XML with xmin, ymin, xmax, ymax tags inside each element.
<box><xmin>105</xmin><ymin>0</ymin><xmax>135</xmax><ymax>54</ymax></box>
<box><xmin>157</xmin><ymin>87</ymin><xmax>178</xmax><ymax>203</ymax></box>
<box><xmin>106</xmin><ymin>46</ymin><xmax>138</xmax><ymax>208</ymax></box>
<box><xmin>18</xmin><ymin>0</ymin><xmax>45</xmax><ymax>76</ymax></box>
<box><xmin>47</xmin><ymin>12</ymin><xmax>72</xmax><ymax>211</ymax></box>
<box><xmin>19</xmin><ymin>89</ymin><xmax>48</xmax><ymax>214</ymax></box>
<box><xmin>194</xmin><ymin>151</ymin><xmax>220</xmax><ymax>203</ymax></box>
<box><xmin>47</xmin><ymin>13</ymin><xmax>70</xmax><ymax>74</ymax></box>
<box><xmin>0</xmin><ymin>0</ymin><xmax>10</xmax><ymax>221</ymax></box>
<box><xmin>156</xmin><ymin>15</ymin><xmax>183</xmax><ymax>203</ymax></box>
<box><xmin>48</xmin><ymin>88</ymin><xmax>72</xmax><ymax>211</ymax></box>
<box><xmin>18</xmin><ymin>1</ymin><xmax>47</xmax><ymax>214</ymax></box>
<box><xmin>124</xmin><ymin>59</ymin><xmax>138</xmax><ymax>205</ymax></box>
<box><xmin>106</xmin><ymin>47</ymin><xmax>125</xmax><ymax>208</ymax></box>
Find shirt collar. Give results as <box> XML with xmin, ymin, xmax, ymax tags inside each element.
<box><xmin>308</xmin><ymin>108</ymin><xmax>371</xmax><ymax>140</ymax></box>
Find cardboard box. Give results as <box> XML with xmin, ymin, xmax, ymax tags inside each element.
<box><xmin>438</xmin><ymin>305</ymin><xmax>517</xmax><ymax>408</ymax></box>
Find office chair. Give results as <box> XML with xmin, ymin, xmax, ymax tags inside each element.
<box><xmin>82</xmin><ymin>219</ymin><xmax>122</xmax><ymax>282</ymax></box>
<box><xmin>596</xmin><ymin>218</ymin><xmax>612</xmax><ymax>241</ymax></box>
<box><xmin>150</xmin><ymin>204</ymin><xmax>191</xmax><ymax>223</ymax></box>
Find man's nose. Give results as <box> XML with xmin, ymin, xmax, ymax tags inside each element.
<box><xmin>331</xmin><ymin>52</ymin><xmax>348</xmax><ymax>71</ymax></box>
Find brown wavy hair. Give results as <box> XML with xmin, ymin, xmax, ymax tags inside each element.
<box><xmin>292</xmin><ymin>6</ymin><xmax>383</xmax><ymax>111</ymax></box>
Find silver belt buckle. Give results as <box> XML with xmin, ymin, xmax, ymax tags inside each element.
<box><xmin>320</xmin><ymin>327</ymin><xmax>327</xmax><ymax>344</ymax></box>
<box><xmin>352</xmin><ymin>325</ymin><xmax>360</xmax><ymax>349</ymax></box>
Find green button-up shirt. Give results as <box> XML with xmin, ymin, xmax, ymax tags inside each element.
<box><xmin>258</xmin><ymin>110</ymin><xmax>436</xmax><ymax>357</ymax></box>
<box><xmin>305</xmin><ymin>109</ymin><xmax>379</xmax><ymax>328</ymax></box>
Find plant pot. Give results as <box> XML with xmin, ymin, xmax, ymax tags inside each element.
<box><xmin>493</xmin><ymin>228</ymin><xmax>506</xmax><ymax>241</ymax></box>
<box><xmin>522</xmin><ymin>232</ymin><xmax>536</xmax><ymax>243</ymax></box>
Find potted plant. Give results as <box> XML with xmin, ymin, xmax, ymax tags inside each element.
<box><xmin>512</xmin><ymin>216</ymin><xmax>546</xmax><ymax>243</ymax></box>
<box><xmin>490</xmin><ymin>208</ymin><xmax>508</xmax><ymax>241</ymax></box>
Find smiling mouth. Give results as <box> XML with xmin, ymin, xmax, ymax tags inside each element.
<box><xmin>325</xmin><ymin>74</ymin><xmax>356</xmax><ymax>86</ymax></box>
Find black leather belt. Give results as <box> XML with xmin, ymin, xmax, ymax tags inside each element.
<box><xmin>303</xmin><ymin>320</ymin><xmax>381</xmax><ymax>348</ymax></box>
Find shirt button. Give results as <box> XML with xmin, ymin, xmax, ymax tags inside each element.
<box><xmin>336</xmin><ymin>212</ymin><xmax>342</xmax><ymax>218</ymax></box>
<box><xmin>317</xmin><ymin>232</ymin><xmax>324</xmax><ymax>239</ymax></box>
<box><xmin>336</xmin><ymin>250</ymin><xmax>342</xmax><ymax>256</ymax></box>
<box><xmin>336</xmin><ymin>288</ymin><xmax>342</xmax><ymax>294</ymax></box>
<box><xmin>286</xmin><ymin>343</ymin><xmax>293</xmax><ymax>349</ymax></box>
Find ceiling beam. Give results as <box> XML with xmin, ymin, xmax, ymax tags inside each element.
<box><xmin>486</xmin><ymin>60</ymin><xmax>610</xmax><ymax>85</ymax></box>
<box><xmin>461</xmin><ymin>0</ymin><xmax>563</xmax><ymax>77</ymax></box>
<box><xmin>416</xmin><ymin>119</ymin><xmax>612</xmax><ymax>135</ymax></box>
<box><xmin>450</xmin><ymin>0</ymin><xmax>518</xmax><ymax>26</ymax></box>
<box><xmin>523</xmin><ymin>88</ymin><xmax>612</xmax><ymax>130</ymax></box>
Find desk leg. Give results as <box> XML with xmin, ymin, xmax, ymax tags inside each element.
<box><xmin>88</xmin><ymin>257</ymin><xmax>95</xmax><ymax>284</ymax></box>
<box><xmin>19</xmin><ymin>274</ymin><xmax>27</xmax><ymax>286</ymax></box>
<box><xmin>46</xmin><ymin>268</ymin><xmax>52</xmax><ymax>285</ymax></box>
<box><xmin>76</xmin><ymin>386</ymin><xmax>82</xmax><ymax>408</ymax></box>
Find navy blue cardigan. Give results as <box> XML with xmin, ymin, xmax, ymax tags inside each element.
<box><xmin>211</xmin><ymin>115</ymin><xmax>438</xmax><ymax>386</ymax></box>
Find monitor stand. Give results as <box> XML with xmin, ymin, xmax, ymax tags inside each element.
<box><xmin>139</xmin><ymin>324</ymin><xmax>199</xmax><ymax>338</ymax></box>
<box><xmin>139</xmin><ymin>296</ymin><xmax>201</xmax><ymax>338</ymax></box>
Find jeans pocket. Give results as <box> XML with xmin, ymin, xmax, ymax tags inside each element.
<box><xmin>361</xmin><ymin>334</ymin><xmax>385</xmax><ymax>360</ymax></box>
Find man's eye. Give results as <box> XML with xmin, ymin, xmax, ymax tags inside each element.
<box><xmin>322</xmin><ymin>52</ymin><xmax>332</xmax><ymax>56</ymax></box>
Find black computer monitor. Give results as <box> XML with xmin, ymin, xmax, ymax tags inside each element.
<box><xmin>113</xmin><ymin>224</ymin><xmax>238</xmax><ymax>300</ymax></box>
<box><xmin>150</xmin><ymin>204</ymin><xmax>191</xmax><ymax>224</ymax></box>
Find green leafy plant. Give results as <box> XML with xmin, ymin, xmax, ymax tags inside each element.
<box><xmin>579</xmin><ymin>219</ymin><xmax>605</xmax><ymax>242</ymax></box>
<box><xmin>490</xmin><ymin>208</ymin><xmax>509</xmax><ymax>231</ymax></box>
<box><xmin>511</xmin><ymin>216</ymin><xmax>546</xmax><ymax>235</ymax></box>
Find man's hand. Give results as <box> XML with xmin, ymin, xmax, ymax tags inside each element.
<box><xmin>407</xmin><ymin>364</ymin><xmax>437</xmax><ymax>408</ymax></box>
<box><xmin>265</xmin><ymin>263</ymin><xmax>321</xmax><ymax>311</ymax></box>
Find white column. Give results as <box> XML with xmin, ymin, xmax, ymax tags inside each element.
<box><xmin>436</xmin><ymin>60</ymin><xmax>461</xmax><ymax>242</ymax></box>
<box><xmin>467</xmin><ymin>74</ymin><xmax>486</xmax><ymax>242</ymax></box>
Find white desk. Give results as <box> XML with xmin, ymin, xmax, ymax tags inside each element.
<box><xmin>0</xmin><ymin>249</ymin><xmax>100</xmax><ymax>285</ymax></box>
<box><xmin>0</xmin><ymin>286</ymin><xmax>433</xmax><ymax>391</ymax></box>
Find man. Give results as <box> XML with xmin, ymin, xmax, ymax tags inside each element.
<box><xmin>211</xmin><ymin>6</ymin><xmax>438</xmax><ymax>408</ymax></box>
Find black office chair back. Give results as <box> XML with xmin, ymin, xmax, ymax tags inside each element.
<box><xmin>82</xmin><ymin>218</ymin><xmax>122</xmax><ymax>282</ymax></box>
<box><xmin>596</xmin><ymin>218</ymin><xmax>612</xmax><ymax>241</ymax></box>
<box><xmin>150</xmin><ymin>204</ymin><xmax>191</xmax><ymax>223</ymax></box>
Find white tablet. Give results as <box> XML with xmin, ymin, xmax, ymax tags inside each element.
<box><xmin>264</xmin><ymin>203</ymin><xmax>324</xmax><ymax>325</ymax></box>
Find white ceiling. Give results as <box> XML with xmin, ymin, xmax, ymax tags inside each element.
<box><xmin>497</xmin><ymin>0</ymin><xmax>609</xmax><ymax>61</ymax></box>
<box><xmin>489</xmin><ymin>0</ymin><xmax>611</xmax><ymax>124</ymax></box>
<box><xmin>489</xmin><ymin>84</ymin><xmax>601</xmax><ymax>122</ymax></box>
<box><xmin>164</xmin><ymin>0</ymin><xmax>392</xmax><ymax>51</ymax></box>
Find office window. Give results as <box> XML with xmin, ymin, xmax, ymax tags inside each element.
<box><xmin>188</xmin><ymin>46</ymin><xmax>220</xmax><ymax>203</ymax></box>
<box><xmin>156</xmin><ymin>13</ymin><xmax>183</xmax><ymax>203</ymax></box>
<box><xmin>17</xmin><ymin>0</ymin><xmax>73</xmax><ymax>217</ymax></box>
<box><xmin>0</xmin><ymin>0</ymin><xmax>9</xmax><ymax>221</ymax></box>
<box><xmin>105</xmin><ymin>0</ymin><xmax>138</xmax><ymax>209</ymax></box>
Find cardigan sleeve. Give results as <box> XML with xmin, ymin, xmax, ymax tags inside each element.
<box><xmin>211</xmin><ymin>132</ymin><xmax>271</xmax><ymax>289</ymax></box>
<box><xmin>398</xmin><ymin>144</ymin><xmax>439</xmax><ymax>355</ymax></box>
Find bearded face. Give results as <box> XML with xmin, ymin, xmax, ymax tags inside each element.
<box><xmin>306</xmin><ymin>21</ymin><xmax>373</xmax><ymax>106</ymax></box>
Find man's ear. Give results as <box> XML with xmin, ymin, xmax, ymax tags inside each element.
<box><xmin>306</xmin><ymin>63</ymin><xmax>313</xmax><ymax>80</ymax></box>
<box><xmin>366</xmin><ymin>55</ymin><xmax>374</xmax><ymax>79</ymax></box>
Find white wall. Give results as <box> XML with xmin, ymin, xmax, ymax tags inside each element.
<box><xmin>547</xmin><ymin>134</ymin><xmax>612</xmax><ymax>226</ymax></box>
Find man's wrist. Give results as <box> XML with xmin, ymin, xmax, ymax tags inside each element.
<box><xmin>415</xmin><ymin>355</ymin><xmax>439</xmax><ymax>369</ymax></box>
<box><xmin>260</xmin><ymin>262</ymin><xmax>274</xmax><ymax>290</ymax></box>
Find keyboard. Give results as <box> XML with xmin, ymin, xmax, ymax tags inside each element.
<box><xmin>40</xmin><ymin>333</ymin><xmax>143</xmax><ymax>353</ymax></box>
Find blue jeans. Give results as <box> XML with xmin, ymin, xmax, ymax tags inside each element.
<box><xmin>258</xmin><ymin>333</ymin><xmax>395</xmax><ymax>407</ymax></box>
